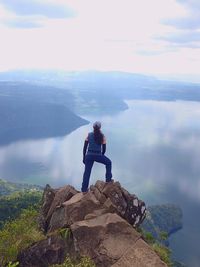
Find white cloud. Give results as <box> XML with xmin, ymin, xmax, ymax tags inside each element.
<box><xmin>0</xmin><ymin>0</ymin><xmax>199</xmax><ymax>79</ymax></box>
<box><xmin>0</xmin><ymin>0</ymin><xmax>75</xmax><ymax>18</ymax></box>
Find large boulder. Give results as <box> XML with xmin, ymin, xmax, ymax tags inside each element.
<box><xmin>39</xmin><ymin>184</ymin><xmax>78</xmax><ymax>232</ymax></box>
<box><xmin>46</xmin><ymin>185</ymin><xmax>78</xmax><ymax>222</ymax></box>
<box><xmin>71</xmin><ymin>213</ymin><xmax>141</xmax><ymax>267</ymax></box>
<box><xmin>17</xmin><ymin>233</ymin><xmax>75</xmax><ymax>267</ymax></box>
<box><xmin>18</xmin><ymin>181</ymin><xmax>169</xmax><ymax>267</ymax></box>
<box><xmin>49</xmin><ymin>192</ymin><xmax>102</xmax><ymax>232</ymax></box>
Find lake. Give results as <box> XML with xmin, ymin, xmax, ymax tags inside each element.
<box><xmin>0</xmin><ymin>99</ymin><xmax>200</xmax><ymax>266</ymax></box>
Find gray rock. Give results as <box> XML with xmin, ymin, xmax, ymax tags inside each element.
<box><xmin>46</xmin><ymin>185</ymin><xmax>78</xmax><ymax>222</ymax></box>
<box><xmin>19</xmin><ymin>180</ymin><xmax>168</xmax><ymax>267</ymax></box>
<box><xmin>48</xmin><ymin>192</ymin><xmax>101</xmax><ymax>232</ymax></box>
<box><xmin>90</xmin><ymin>181</ymin><xmax>146</xmax><ymax>227</ymax></box>
<box><xmin>71</xmin><ymin>213</ymin><xmax>141</xmax><ymax>267</ymax></box>
<box><xmin>38</xmin><ymin>184</ymin><xmax>57</xmax><ymax>232</ymax></box>
<box><xmin>111</xmin><ymin>238</ymin><xmax>167</xmax><ymax>267</ymax></box>
<box><xmin>18</xmin><ymin>233</ymin><xmax>75</xmax><ymax>267</ymax></box>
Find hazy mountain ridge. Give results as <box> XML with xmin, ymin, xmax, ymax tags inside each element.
<box><xmin>0</xmin><ymin>81</ymin><xmax>75</xmax><ymax>109</ymax></box>
<box><xmin>0</xmin><ymin>73</ymin><xmax>129</xmax><ymax>115</ymax></box>
<box><xmin>1</xmin><ymin>70</ymin><xmax>200</xmax><ymax>116</ymax></box>
<box><xmin>0</xmin><ymin>82</ymin><xmax>89</xmax><ymax>145</ymax></box>
<box><xmin>0</xmin><ymin>70</ymin><xmax>199</xmax><ymax>95</ymax></box>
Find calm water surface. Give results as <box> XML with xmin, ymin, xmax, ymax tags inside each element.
<box><xmin>0</xmin><ymin>100</ymin><xmax>200</xmax><ymax>266</ymax></box>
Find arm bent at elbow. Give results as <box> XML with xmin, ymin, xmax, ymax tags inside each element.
<box><xmin>83</xmin><ymin>138</ymin><xmax>89</xmax><ymax>164</ymax></box>
<box><xmin>102</xmin><ymin>136</ymin><xmax>106</xmax><ymax>155</ymax></box>
<box><xmin>102</xmin><ymin>144</ymin><xmax>106</xmax><ymax>155</ymax></box>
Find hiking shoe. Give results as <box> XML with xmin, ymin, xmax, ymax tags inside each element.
<box><xmin>82</xmin><ymin>190</ymin><xmax>89</xmax><ymax>195</ymax></box>
<box><xmin>106</xmin><ymin>179</ymin><xmax>114</xmax><ymax>184</ymax></box>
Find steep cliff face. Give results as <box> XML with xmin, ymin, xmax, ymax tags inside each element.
<box><xmin>18</xmin><ymin>181</ymin><xmax>168</xmax><ymax>267</ymax></box>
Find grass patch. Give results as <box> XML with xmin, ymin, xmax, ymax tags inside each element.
<box><xmin>139</xmin><ymin>227</ymin><xmax>173</xmax><ymax>266</ymax></box>
<box><xmin>51</xmin><ymin>256</ymin><xmax>95</xmax><ymax>267</ymax></box>
<box><xmin>0</xmin><ymin>208</ymin><xmax>44</xmax><ymax>266</ymax></box>
<box><xmin>152</xmin><ymin>243</ymin><xmax>172</xmax><ymax>266</ymax></box>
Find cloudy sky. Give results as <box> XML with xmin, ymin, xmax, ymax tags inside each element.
<box><xmin>0</xmin><ymin>0</ymin><xmax>199</xmax><ymax>80</ymax></box>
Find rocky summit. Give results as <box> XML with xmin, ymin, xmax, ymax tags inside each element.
<box><xmin>18</xmin><ymin>180</ymin><xmax>167</xmax><ymax>267</ymax></box>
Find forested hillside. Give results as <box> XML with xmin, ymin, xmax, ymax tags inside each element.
<box><xmin>0</xmin><ymin>179</ymin><xmax>43</xmax><ymax>228</ymax></box>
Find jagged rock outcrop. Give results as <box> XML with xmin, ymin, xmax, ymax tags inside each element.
<box><xmin>39</xmin><ymin>184</ymin><xmax>78</xmax><ymax>232</ymax></box>
<box><xmin>18</xmin><ymin>180</ymin><xmax>168</xmax><ymax>267</ymax></box>
<box><xmin>40</xmin><ymin>180</ymin><xmax>146</xmax><ymax>233</ymax></box>
<box><xmin>90</xmin><ymin>181</ymin><xmax>146</xmax><ymax>226</ymax></box>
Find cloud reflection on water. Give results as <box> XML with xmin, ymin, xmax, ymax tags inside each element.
<box><xmin>105</xmin><ymin>100</ymin><xmax>200</xmax><ymax>204</ymax></box>
<box><xmin>0</xmin><ymin>100</ymin><xmax>200</xmax><ymax>202</ymax></box>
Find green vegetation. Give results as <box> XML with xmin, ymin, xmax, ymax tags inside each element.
<box><xmin>140</xmin><ymin>228</ymin><xmax>173</xmax><ymax>266</ymax></box>
<box><xmin>159</xmin><ymin>231</ymin><xmax>169</xmax><ymax>241</ymax></box>
<box><xmin>0</xmin><ymin>180</ymin><xmax>183</xmax><ymax>267</ymax></box>
<box><xmin>0</xmin><ymin>208</ymin><xmax>45</xmax><ymax>266</ymax></box>
<box><xmin>142</xmin><ymin>231</ymin><xmax>155</xmax><ymax>244</ymax></box>
<box><xmin>0</xmin><ymin>179</ymin><xmax>44</xmax><ymax>265</ymax></box>
<box><xmin>51</xmin><ymin>257</ymin><xmax>95</xmax><ymax>267</ymax></box>
<box><xmin>59</xmin><ymin>228</ymin><xmax>72</xmax><ymax>240</ymax></box>
<box><xmin>0</xmin><ymin>190</ymin><xmax>42</xmax><ymax>228</ymax></box>
<box><xmin>152</xmin><ymin>243</ymin><xmax>172</xmax><ymax>266</ymax></box>
<box><xmin>140</xmin><ymin>204</ymin><xmax>184</xmax><ymax>266</ymax></box>
<box><xmin>7</xmin><ymin>262</ymin><xmax>19</xmax><ymax>267</ymax></box>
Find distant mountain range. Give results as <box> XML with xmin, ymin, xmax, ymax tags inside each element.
<box><xmin>1</xmin><ymin>70</ymin><xmax>200</xmax><ymax>107</ymax></box>
<box><xmin>1</xmin><ymin>70</ymin><xmax>200</xmax><ymax>145</ymax></box>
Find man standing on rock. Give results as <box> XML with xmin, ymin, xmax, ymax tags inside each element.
<box><xmin>81</xmin><ymin>121</ymin><xmax>113</xmax><ymax>193</ymax></box>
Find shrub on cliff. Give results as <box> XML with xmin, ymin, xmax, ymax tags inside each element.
<box><xmin>0</xmin><ymin>208</ymin><xmax>44</xmax><ymax>266</ymax></box>
<box><xmin>140</xmin><ymin>228</ymin><xmax>172</xmax><ymax>266</ymax></box>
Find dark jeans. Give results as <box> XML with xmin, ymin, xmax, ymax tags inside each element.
<box><xmin>81</xmin><ymin>154</ymin><xmax>112</xmax><ymax>192</ymax></box>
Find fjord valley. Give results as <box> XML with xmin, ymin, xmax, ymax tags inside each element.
<box><xmin>0</xmin><ymin>0</ymin><xmax>199</xmax><ymax>265</ymax></box>
<box><xmin>0</xmin><ymin>70</ymin><xmax>200</xmax><ymax>266</ymax></box>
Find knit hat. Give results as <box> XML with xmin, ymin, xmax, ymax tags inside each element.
<box><xmin>93</xmin><ymin>121</ymin><xmax>101</xmax><ymax>129</ymax></box>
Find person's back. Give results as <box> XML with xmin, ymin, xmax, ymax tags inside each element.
<box><xmin>81</xmin><ymin>121</ymin><xmax>113</xmax><ymax>193</ymax></box>
<box><xmin>87</xmin><ymin>132</ymin><xmax>102</xmax><ymax>154</ymax></box>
